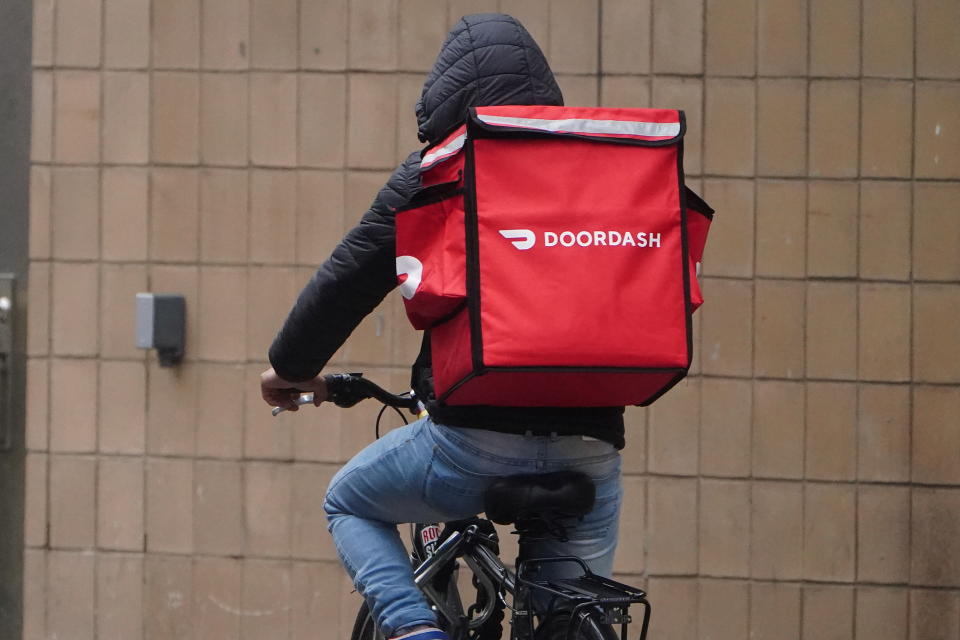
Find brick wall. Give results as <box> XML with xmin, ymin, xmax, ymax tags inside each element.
<box><xmin>24</xmin><ymin>0</ymin><xmax>960</xmax><ymax>638</ymax></box>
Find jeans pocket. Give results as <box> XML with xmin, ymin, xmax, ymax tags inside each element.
<box><xmin>565</xmin><ymin>489</ymin><xmax>621</xmax><ymax>542</ymax></box>
<box><xmin>556</xmin><ymin>452</ymin><xmax>621</xmax><ymax>495</ymax></box>
<box><xmin>428</xmin><ymin>444</ymin><xmax>505</xmax><ymax>490</ymax></box>
<box><xmin>421</xmin><ymin>445</ymin><xmax>502</xmax><ymax>517</ymax></box>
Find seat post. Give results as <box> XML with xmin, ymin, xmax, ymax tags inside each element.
<box><xmin>516</xmin><ymin>527</ymin><xmax>534</xmax><ymax>575</ymax></box>
<box><xmin>513</xmin><ymin>515</ymin><xmax>563</xmax><ymax>581</ymax></box>
<box><xmin>513</xmin><ymin>528</ymin><xmax>537</xmax><ymax>640</ymax></box>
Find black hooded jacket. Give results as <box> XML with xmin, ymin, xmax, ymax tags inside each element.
<box><xmin>269</xmin><ymin>14</ymin><xmax>626</xmax><ymax>448</ymax></box>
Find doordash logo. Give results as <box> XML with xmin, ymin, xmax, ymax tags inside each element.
<box><xmin>498</xmin><ymin>229</ymin><xmax>536</xmax><ymax>250</ymax></box>
<box><xmin>498</xmin><ymin>229</ymin><xmax>663</xmax><ymax>250</ymax></box>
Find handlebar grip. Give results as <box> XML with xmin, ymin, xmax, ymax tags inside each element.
<box><xmin>324</xmin><ymin>373</ymin><xmax>420</xmax><ymax>411</ymax></box>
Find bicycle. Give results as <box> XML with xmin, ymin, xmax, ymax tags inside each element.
<box><xmin>274</xmin><ymin>373</ymin><xmax>651</xmax><ymax>640</ymax></box>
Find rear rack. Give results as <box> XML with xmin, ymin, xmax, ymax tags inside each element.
<box><xmin>517</xmin><ymin>557</ymin><xmax>651</xmax><ymax>640</ymax></box>
<box><xmin>546</xmin><ymin>574</ymin><xmax>647</xmax><ymax>604</ymax></box>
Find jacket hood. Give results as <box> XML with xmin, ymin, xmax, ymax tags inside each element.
<box><xmin>416</xmin><ymin>13</ymin><xmax>564</xmax><ymax>145</ymax></box>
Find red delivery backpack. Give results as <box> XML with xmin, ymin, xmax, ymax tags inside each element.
<box><xmin>395</xmin><ymin>105</ymin><xmax>714</xmax><ymax>407</ymax></box>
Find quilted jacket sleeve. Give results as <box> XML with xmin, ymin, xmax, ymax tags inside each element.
<box><xmin>268</xmin><ymin>152</ymin><xmax>421</xmax><ymax>382</ymax></box>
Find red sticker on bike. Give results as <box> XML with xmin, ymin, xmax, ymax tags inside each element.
<box><xmin>421</xmin><ymin>524</ymin><xmax>441</xmax><ymax>556</ymax></box>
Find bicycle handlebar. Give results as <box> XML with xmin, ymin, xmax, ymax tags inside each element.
<box><xmin>271</xmin><ymin>373</ymin><xmax>421</xmax><ymax>416</ymax></box>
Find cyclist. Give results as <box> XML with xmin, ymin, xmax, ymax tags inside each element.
<box><xmin>261</xmin><ymin>14</ymin><xmax>625</xmax><ymax>640</ymax></box>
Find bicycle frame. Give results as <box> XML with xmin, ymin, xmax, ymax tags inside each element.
<box><xmin>409</xmin><ymin>522</ymin><xmax>650</xmax><ymax>640</ymax></box>
<box><xmin>412</xmin><ymin>524</ymin><xmax>508</xmax><ymax>636</ymax></box>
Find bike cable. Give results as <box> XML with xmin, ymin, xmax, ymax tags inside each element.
<box><xmin>375</xmin><ymin>402</ymin><xmax>409</xmax><ymax>439</ymax></box>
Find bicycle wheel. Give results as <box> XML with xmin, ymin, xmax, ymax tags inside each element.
<box><xmin>350</xmin><ymin>600</ymin><xmax>384</xmax><ymax>640</ymax></box>
<box><xmin>349</xmin><ymin>591</ymin><xmax>503</xmax><ymax>640</ymax></box>
<box><xmin>534</xmin><ymin>609</ymin><xmax>618</xmax><ymax>640</ymax></box>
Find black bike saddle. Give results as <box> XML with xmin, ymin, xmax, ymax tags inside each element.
<box><xmin>483</xmin><ymin>471</ymin><xmax>596</xmax><ymax>526</ymax></box>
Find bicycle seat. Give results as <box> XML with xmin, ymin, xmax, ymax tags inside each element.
<box><xmin>483</xmin><ymin>471</ymin><xmax>596</xmax><ymax>525</ymax></box>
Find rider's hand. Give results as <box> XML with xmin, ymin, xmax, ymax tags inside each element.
<box><xmin>260</xmin><ymin>368</ymin><xmax>328</xmax><ymax>411</ymax></box>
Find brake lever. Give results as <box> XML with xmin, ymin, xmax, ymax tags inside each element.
<box><xmin>271</xmin><ymin>393</ymin><xmax>315</xmax><ymax>416</ymax></box>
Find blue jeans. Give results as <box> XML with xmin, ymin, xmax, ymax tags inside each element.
<box><xmin>323</xmin><ymin>418</ymin><xmax>623</xmax><ymax>637</ymax></box>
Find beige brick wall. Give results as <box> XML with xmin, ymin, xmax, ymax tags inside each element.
<box><xmin>24</xmin><ymin>0</ymin><xmax>960</xmax><ymax>638</ymax></box>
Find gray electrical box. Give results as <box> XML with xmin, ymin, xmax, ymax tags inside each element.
<box><xmin>135</xmin><ymin>293</ymin><xmax>185</xmax><ymax>366</ymax></box>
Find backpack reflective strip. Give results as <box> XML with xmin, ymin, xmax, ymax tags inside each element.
<box><xmin>476</xmin><ymin>113</ymin><xmax>681</xmax><ymax>139</ymax></box>
<box><xmin>421</xmin><ymin>132</ymin><xmax>467</xmax><ymax>169</ymax></box>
